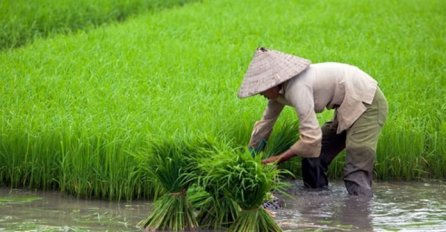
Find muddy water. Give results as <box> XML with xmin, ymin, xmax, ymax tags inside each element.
<box><xmin>1</xmin><ymin>180</ymin><xmax>445</xmax><ymax>231</ymax></box>
<box><xmin>276</xmin><ymin>180</ymin><xmax>446</xmax><ymax>231</ymax></box>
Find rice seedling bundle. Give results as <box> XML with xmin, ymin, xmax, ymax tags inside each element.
<box><xmin>190</xmin><ymin>174</ymin><xmax>240</xmax><ymax>230</ymax></box>
<box><xmin>188</xmin><ymin>185</ymin><xmax>239</xmax><ymax>230</ymax></box>
<box><xmin>185</xmin><ymin>139</ymin><xmax>241</xmax><ymax>230</ymax></box>
<box><xmin>138</xmin><ymin>139</ymin><xmax>200</xmax><ymax>231</ymax></box>
<box><xmin>201</xmin><ymin>150</ymin><xmax>287</xmax><ymax>232</ymax></box>
<box><xmin>138</xmin><ymin>136</ymin><xmax>224</xmax><ymax>231</ymax></box>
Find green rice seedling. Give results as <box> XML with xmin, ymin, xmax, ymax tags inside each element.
<box><xmin>197</xmin><ymin>191</ymin><xmax>239</xmax><ymax>230</ymax></box>
<box><xmin>137</xmin><ymin>140</ymin><xmax>197</xmax><ymax>231</ymax></box>
<box><xmin>138</xmin><ymin>135</ymin><xmax>222</xmax><ymax>231</ymax></box>
<box><xmin>263</xmin><ymin>122</ymin><xmax>299</xmax><ymax>158</ymax></box>
<box><xmin>139</xmin><ymin>193</ymin><xmax>196</xmax><ymax>231</ymax></box>
<box><xmin>262</xmin><ymin>121</ymin><xmax>300</xmax><ymax>177</ymax></box>
<box><xmin>185</xmin><ymin>138</ymin><xmax>240</xmax><ymax>230</ymax></box>
<box><xmin>190</xmin><ymin>173</ymin><xmax>240</xmax><ymax>230</ymax></box>
<box><xmin>188</xmin><ymin>185</ymin><xmax>239</xmax><ymax>230</ymax></box>
<box><xmin>201</xmin><ymin>150</ymin><xmax>288</xmax><ymax>232</ymax></box>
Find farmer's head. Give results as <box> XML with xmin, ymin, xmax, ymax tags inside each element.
<box><xmin>259</xmin><ymin>85</ymin><xmax>281</xmax><ymax>100</ymax></box>
<box><xmin>237</xmin><ymin>47</ymin><xmax>311</xmax><ymax>99</ymax></box>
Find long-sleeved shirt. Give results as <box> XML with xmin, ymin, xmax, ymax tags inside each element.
<box><xmin>249</xmin><ymin>62</ymin><xmax>378</xmax><ymax>158</ymax></box>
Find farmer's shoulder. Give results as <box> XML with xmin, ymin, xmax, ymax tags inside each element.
<box><xmin>311</xmin><ymin>62</ymin><xmax>356</xmax><ymax>70</ymax></box>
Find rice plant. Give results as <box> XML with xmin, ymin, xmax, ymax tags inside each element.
<box><xmin>200</xmin><ymin>150</ymin><xmax>289</xmax><ymax>232</ymax></box>
<box><xmin>188</xmin><ymin>185</ymin><xmax>239</xmax><ymax>230</ymax></box>
<box><xmin>137</xmin><ymin>135</ymin><xmax>224</xmax><ymax>231</ymax></box>
<box><xmin>191</xmin><ymin>173</ymin><xmax>240</xmax><ymax>230</ymax></box>
<box><xmin>137</xmin><ymin>140</ymin><xmax>196</xmax><ymax>231</ymax></box>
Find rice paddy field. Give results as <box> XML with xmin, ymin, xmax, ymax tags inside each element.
<box><xmin>0</xmin><ymin>0</ymin><xmax>197</xmax><ymax>49</ymax></box>
<box><xmin>1</xmin><ymin>0</ymin><xmax>445</xmax><ymax>202</ymax></box>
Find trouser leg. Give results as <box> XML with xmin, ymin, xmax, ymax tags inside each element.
<box><xmin>302</xmin><ymin>120</ymin><xmax>346</xmax><ymax>188</ymax></box>
<box><xmin>344</xmin><ymin>88</ymin><xmax>388</xmax><ymax>197</ymax></box>
<box><xmin>302</xmin><ymin>158</ymin><xmax>328</xmax><ymax>188</ymax></box>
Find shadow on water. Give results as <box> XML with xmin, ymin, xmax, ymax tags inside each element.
<box><xmin>1</xmin><ymin>180</ymin><xmax>445</xmax><ymax>231</ymax></box>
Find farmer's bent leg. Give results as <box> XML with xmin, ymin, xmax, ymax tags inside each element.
<box><xmin>344</xmin><ymin>88</ymin><xmax>388</xmax><ymax>197</ymax></box>
<box><xmin>302</xmin><ymin>120</ymin><xmax>346</xmax><ymax>188</ymax></box>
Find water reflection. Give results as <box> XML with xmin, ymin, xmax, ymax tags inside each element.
<box><xmin>0</xmin><ymin>188</ymin><xmax>150</xmax><ymax>231</ymax></box>
<box><xmin>372</xmin><ymin>181</ymin><xmax>446</xmax><ymax>231</ymax></box>
<box><xmin>276</xmin><ymin>180</ymin><xmax>446</xmax><ymax>231</ymax></box>
<box><xmin>1</xmin><ymin>180</ymin><xmax>445</xmax><ymax>231</ymax></box>
<box><xmin>339</xmin><ymin>196</ymin><xmax>373</xmax><ymax>231</ymax></box>
<box><xmin>276</xmin><ymin>184</ymin><xmax>374</xmax><ymax>231</ymax></box>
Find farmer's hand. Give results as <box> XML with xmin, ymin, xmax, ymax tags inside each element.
<box><xmin>262</xmin><ymin>155</ymin><xmax>283</xmax><ymax>164</ymax></box>
<box><xmin>262</xmin><ymin>149</ymin><xmax>297</xmax><ymax>164</ymax></box>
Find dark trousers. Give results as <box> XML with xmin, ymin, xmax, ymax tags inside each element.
<box><xmin>302</xmin><ymin>88</ymin><xmax>388</xmax><ymax>197</ymax></box>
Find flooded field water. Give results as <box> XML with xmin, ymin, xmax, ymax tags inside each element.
<box><xmin>1</xmin><ymin>180</ymin><xmax>445</xmax><ymax>231</ymax></box>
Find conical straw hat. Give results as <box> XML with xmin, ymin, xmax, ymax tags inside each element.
<box><xmin>238</xmin><ymin>48</ymin><xmax>311</xmax><ymax>98</ymax></box>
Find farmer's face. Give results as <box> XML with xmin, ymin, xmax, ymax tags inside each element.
<box><xmin>260</xmin><ymin>86</ymin><xmax>280</xmax><ymax>100</ymax></box>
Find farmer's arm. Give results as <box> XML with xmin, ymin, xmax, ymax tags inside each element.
<box><xmin>249</xmin><ymin>99</ymin><xmax>284</xmax><ymax>151</ymax></box>
<box><xmin>263</xmin><ymin>84</ymin><xmax>322</xmax><ymax>163</ymax></box>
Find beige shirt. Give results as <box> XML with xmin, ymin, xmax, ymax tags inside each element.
<box><xmin>249</xmin><ymin>62</ymin><xmax>378</xmax><ymax>158</ymax></box>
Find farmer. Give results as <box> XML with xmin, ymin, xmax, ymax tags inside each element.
<box><xmin>239</xmin><ymin>47</ymin><xmax>388</xmax><ymax>197</ymax></box>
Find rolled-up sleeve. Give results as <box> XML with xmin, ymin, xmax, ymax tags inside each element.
<box><xmin>286</xmin><ymin>83</ymin><xmax>322</xmax><ymax>158</ymax></box>
<box><xmin>248</xmin><ymin>100</ymin><xmax>284</xmax><ymax>148</ymax></box>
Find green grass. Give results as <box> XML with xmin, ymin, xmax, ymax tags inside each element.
<box><xmin>0</xmin><ymin>0</ymin><xmax>197</xmax><ymax>50</ymax></box>
<box><xmin>0</xmin><ymin>0</ymin><xmax>445</xmax><ymax>199</ymax></box>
